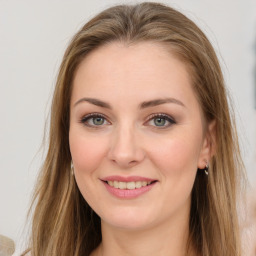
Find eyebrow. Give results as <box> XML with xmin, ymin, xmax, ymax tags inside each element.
<box><xmin>74</xmin><ymin>97</ymin><xmax>112</xmax><ymax>109</ymax></box>
<box><xmin>74</xmin><ymin>97</ymin><xmax>185</xmax><ymax>109</ymax></box>
<box><xmin>140</xmin><ymin>98</ymin><xmax>186</xmax><ymax>109</ymax></box>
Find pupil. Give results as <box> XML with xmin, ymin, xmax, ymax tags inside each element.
<box><xmin>154</xmin><ymin>118</ymin><xmax>166</xmax><ymax>126</ymax></box>
<box><xmin>93</xmin><ymin>117</ymin><xmax>104</xmax><ymax>125</ymax></box>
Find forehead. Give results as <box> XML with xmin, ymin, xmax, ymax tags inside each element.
<box><xmin>71</xmin><ymin>41</ymin><xmax>198</xmax><ymax>109</ymax></box>
<box><xmin>75</xmin><ymin>41</ymin><xmax>190</xmax><ymax>79</ymax></box>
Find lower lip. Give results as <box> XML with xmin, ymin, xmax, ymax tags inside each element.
<box><xmin>102</xmin><ymin>181</ymin><xmax>157</xmax><ymax>199</ymax></box>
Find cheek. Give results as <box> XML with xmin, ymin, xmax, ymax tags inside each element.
<box><xmin>151</xmin><ymin>137</ymin><xmax>200</xmax><ymax>209</ymax></box>
<box><xmin>150</xmin><ymin>136</ymin><xmax>201</xmax><ymax>175</ymax></box>
<box><xmin>147</xmin><ymin>130</ymin><xmax>202</xmax><ymax>205</ymax></box>
<box><xmin>69</xmin><ymin>132</ymin><xmax>108</xmax><ymax>175</ymax></box>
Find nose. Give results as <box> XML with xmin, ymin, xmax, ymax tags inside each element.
<box><xmin>107</xmin><ymin>125</ymin><xmax>145</xmax><ymax>168</ymax></box>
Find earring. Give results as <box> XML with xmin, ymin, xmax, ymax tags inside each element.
<box><xmin>71</xmin><ymin>161</ymin><xmax>74</xmax><ymax>176</ymax></box>
<box><xmin>204</xmin><ymin>163</ymin><xmax>209</xmax><ymax>175</ymax></box>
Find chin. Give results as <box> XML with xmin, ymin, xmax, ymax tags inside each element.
<box><xmin>99</xmin><ymin>207</ymin><xmax>159</xmax><ymax>231</ymax></box>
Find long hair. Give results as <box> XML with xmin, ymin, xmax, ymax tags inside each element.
<box><xmin>25</xmin><ymin>2</ymin><xmax>245</xmax><ymax>256</ymax></box>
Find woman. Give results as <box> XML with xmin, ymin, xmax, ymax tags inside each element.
<box><xmin>24</xmin><ymin>2</ymin><xmax>245</xmax><ymax>256</ymax></box>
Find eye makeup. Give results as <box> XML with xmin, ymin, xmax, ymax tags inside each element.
<box><xmin>79</xmin><ymin>112</ymin><xmax>176</xmax><ymax>130</ymax></box>
<box><xmin>145</xmin><ymin>113</ymin><xmax>176</xmax><ymax>128</ymax></box>
<box><xmin>79</xmin><ymin>112</ymin><xmax>110</xmax><ymax>128</ymax></box>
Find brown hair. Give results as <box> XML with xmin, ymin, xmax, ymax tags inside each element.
<box><xmin>24</xmin><ymin>2</ymin><xmax>245</xmax><ymax>256</ymax></box>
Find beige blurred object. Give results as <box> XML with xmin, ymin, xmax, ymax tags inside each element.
<box><xmin>0</xmin><ymin>235</ymin><xmax>15</xmax><ymax>256</ymax></box>
<box><xmin>242</xmin><ymin>185</ymin><xmax>256</xmax><ymax>256</ymax></box>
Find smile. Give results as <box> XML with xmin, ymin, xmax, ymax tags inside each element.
<box><xmin>101</xmin><ymin>176</ymin><xmax>158</xmax><ymax>199</ymax></box>
<box><xmin>106</xmin><ymin>180</ymin><xmax>154</xmax><ymax>190</ymax></box>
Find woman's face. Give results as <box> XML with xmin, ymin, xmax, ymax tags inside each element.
<box><xmin>69</xmin><ymin>42</ymin><xmax>212</xmax><ymax>230</ymax></box>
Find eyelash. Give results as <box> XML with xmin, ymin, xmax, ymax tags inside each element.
<box><xmin>79</xmin><ymin>113</ymin><xmax>110</xmax><ymax>128</ymax></box>
<box><xmin>79</xmin><ymin>113</ymin><xmax>176</xmax><ymax>129</ymax></box>
<box><xmin>145</xmin><ymin>113</ymin><xmax>176</xmax><ymax>128</ymax></box>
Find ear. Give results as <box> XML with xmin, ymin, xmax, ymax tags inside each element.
<box><xmin>197</xmin><ymin>119</ymin><xmax>216</xmax><ymax>169</ymax></box>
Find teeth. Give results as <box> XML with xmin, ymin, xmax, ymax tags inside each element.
<box><xmin>107</xmin><ymin>180</ymin><xmax>153</xmax><ymax>189</ymax></box>
<box><xmin>135</xmin><ymin>181</ymin><xmax>142</xmax><ymax>188</ymax></box>
<box><xmin>142</xmin><ymin>181</ymin><xmax>147</xmax><ymax>186</ymax></box>
<box><xmin>127</xmin><ymin>182</ymin><xmax>135</xmax><ymax>190</ymax></box>
<box><xmin>119</xmin><ymin>182</ymin><xmax>126</xmax><ymax>189</ymax></box>
<box><xmin>113</xmin><ymin>181</ymin><xmax>119</xmax><ymax>188</ymax></box>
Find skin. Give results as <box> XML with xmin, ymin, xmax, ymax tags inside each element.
<box><xmin>69</xmin><ymin>41</ymin><xmax>214</xmax><ymax>256</ymax></box>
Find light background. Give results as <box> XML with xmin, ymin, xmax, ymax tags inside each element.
<box><xmin>0</xmin><ymin>0</ymin><xmax>256</xmax><ymax>254</ymax></box>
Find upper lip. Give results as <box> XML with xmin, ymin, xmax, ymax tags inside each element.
<box><xmin>101</xmin><ymin>175</ymin><xmax>157</xmax><ymax>182</ymax></box>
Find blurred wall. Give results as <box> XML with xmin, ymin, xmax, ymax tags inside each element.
<box><xmin>0</xmin><ymin>0</ymin><xmax>255</xmax><ymax>253</ymax></box>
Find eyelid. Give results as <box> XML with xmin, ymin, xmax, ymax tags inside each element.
<box><xmin>79</xmin><ymin>112</ymin><xmax>111</xmax><ymax>127</ymax></box>
<box><xmin>145</xmin><ymin>113</ymin><xmax>176</xmax><ymax>128</ymax></box>
<box><xmin>79</xmin><ymin>112</ymin><xmax>175</xmax><ymax>128</ymax></box>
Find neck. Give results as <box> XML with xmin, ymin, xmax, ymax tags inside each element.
<box><xmin>92</xmin><ymin>211</ymin><xmax>194</xmax><ymax>256</ymax></box>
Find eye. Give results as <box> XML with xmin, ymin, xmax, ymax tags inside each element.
<box><xmin>80</xmin><ymin>113</ymin><xmax>110</xmax><ymax>127</ymax></box>
<box><xmin>146</xmin><ymin>113</ymin><xmax>176</xmax><ymax>128</ymax></box>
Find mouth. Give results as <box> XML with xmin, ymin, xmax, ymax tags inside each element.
<box><xmin>103</xmin><ymin>180</ymin><xmax>157</xmax><ymax>190</ymax></box>
<box><xmin>101</xmin><ymin>176</ymin><xmax>158</xmax><ymax>198</ymax></box>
